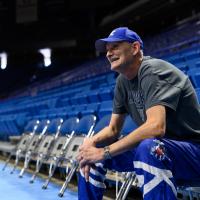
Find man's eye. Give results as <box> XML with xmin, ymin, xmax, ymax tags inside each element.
<box><xmin>112</xmin><ymin>45</ymin><xmax>119</xmax><ymax>49</ymax></box>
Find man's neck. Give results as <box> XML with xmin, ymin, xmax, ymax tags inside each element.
<box><xmin>123</xmin><ymin>55</ymin><xmax>143</xmax><ymax>80</ymax></box>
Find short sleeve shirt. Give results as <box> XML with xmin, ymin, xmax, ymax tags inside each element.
<box><xmin>113</xmin><ymin>56</ymin><xmax>200</xmax><ymax>143</ymax></box>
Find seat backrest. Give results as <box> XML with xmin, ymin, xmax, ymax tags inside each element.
<box><xmin>48</xmin><ymin>117</ymin><xmax>79</xmax><ymax>157</ymax></box>
<box><xmin>61</xmin><ymin>115</ymin><xmax>97</xmax><ymax>161</ymax></box>
<box><xmin>16</xmin><ymin>120</ymin><xmax>40</xmax><ymax>151</ymax></box>
<box><xmin>35</xmin><ymin>119</ymin><xmax>50</xmax><ymax>134</ymax></box>
<box><xmin>46</xmin><ymin>118</ymin><xmax>63</xmax><ymax>135</ymax></box>
<box><xmin>93</xmin><ymin>114</ymin><xmax>111</xmax><ymax>133</ymax></box>
<box><xmin>59</xmin><ymin>117</ymin><xmax>79</xmax><ymax>136</ymax></box>
<box><xmin>24</xmin><ymin>119</ymin><xmax>40</xmax><ymax>133</ymax></box>
<box><xmin>75</xmin><ymin>114</ymin><xmax>97</xmax><ymax>136</ymax></box>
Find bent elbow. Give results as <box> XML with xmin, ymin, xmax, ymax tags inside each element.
<box><xmin>157</xmin><ymin>128</ymin><xmax>165</xmax><ymax>138</ymax></box>
<box><xmin>153</xmin><ymin>123</ymin><xmax>166</xmax><ymax>138</ymax></box>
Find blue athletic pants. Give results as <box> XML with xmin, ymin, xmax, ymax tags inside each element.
<box><xmin>78</xmin><ymin>138</ymin><xmax>200</xmax><ymax>200</ymax></box>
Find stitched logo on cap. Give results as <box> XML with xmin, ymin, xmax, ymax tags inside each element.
<box><xmin>109</xmin><ymin>30</ymin><xmax>116</xmax><ymax>36</ymax></box>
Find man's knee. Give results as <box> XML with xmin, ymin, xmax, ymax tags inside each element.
<box><xmin>135</xmin><ymin>138</ymin><xmax>155</xmax><ymax>155</ymax></box>
<box><xmin>134</xmin><ymin>138</ymin><xmax>170</xmax><ymax>164</ymax></box>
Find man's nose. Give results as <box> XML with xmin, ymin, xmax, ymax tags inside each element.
<box><xmin>106</xmin><ymin>50</ymin><xmax>112</xmax><ymax>58</ymax></box>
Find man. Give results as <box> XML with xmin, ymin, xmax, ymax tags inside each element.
<box><xmin>77</xmin><ymin>27</ymin><xmax>200</xmax><ymax>200</ymax></box>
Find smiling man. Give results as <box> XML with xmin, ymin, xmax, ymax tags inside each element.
<box><xmin>77</xmin><ymin>27</ymin><xmax>200</xmax><ymax>200</ymax></box>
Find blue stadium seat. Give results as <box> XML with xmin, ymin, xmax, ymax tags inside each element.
<box><xmin>196</xmin><ymin>88</ymin><xmax>200</xmax><ymax>102</ymax></box>
<box><xmin>24</xmin><ymin>119</ymin><xmax>40</xmax><ymax>133</ymax></box>
<box><xmin>88</xmin><ymin>89</ymin><xmax>101</xmax><ymax>103</ymax></box>
<box><xmin>35</xmin><ymin>119</ymin><xmax>50</xmax><ymax>134</ymax></box>
<box><xmin>195</xmin><ymin>61</ymin><xmax>200</xmax><ymax>68</ymax></box>
<box><xmin>176</xmin><ymin>63</ymin><xmax>189</xmax><ymax>74</ymax></box>
<box><xmin>46</xmin><ymin>118</ymin><xmax>63</xmax><ymax>134</ymax></box>
<box><xmin>99</xmin><ymin>87</ymin><xmax>114</xmax><ymax>101</ymax></box>
<box><xmin>81</xmin><ymin>102</ymin><xmax>100</xmax><ymax>116</ymax></box>
<box><xmin>75</xmin><ymin>114</ymin><xmax>97</xmax><ymax>135</ymax></box>
<box><xmin>187</xmin><ymin>68</ymin><xmax>200</xmax><ymax>88</ymax></box>
<box><xmin>60</xmin><ymin>97</ymin><xmax>71</xmax><ymax>107</ymax></box>
<box><xmin>98</xmin><ymin>100</ymin><xmax>113</xmax><ymax>118</ymax></box>
<box><xmin>120</xmin><ymin>115</ymin><xmax>138</xmax><ymax>136</ymax></box>
<box><xmin>67</xmin><ymin>104</ymin><xmax>86</xmax><ymax>118</ymax></box>
<box><xmin>93</xmin><ymin>114</ymin><xmax>111</xmax><ymax>133</ymax></box>
<box><xmin>59</xmin><ymin>117</ymin><xmax>79</xmax><ymax>136</ymax></box>
<box><xmin>184</xmin><ymin>51</ymin><xmax>200</xmax><ymax>69</ymax></box>
<box><xmin>168</xmin><ymin>54</ymin><xmax>185</xmax><ymax>65</ymax></box>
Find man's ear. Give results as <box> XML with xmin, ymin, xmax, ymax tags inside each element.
<box><xmin>131</xmin><ymin>41</ymin><xmax>140</xmax><ymax>56</ymax></box>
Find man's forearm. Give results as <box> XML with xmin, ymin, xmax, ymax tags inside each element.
<box><xmin>108</xmin><ymin>119</ymin><xmax>165</xmax><ymax>157</ymax></box>
<box><xmin>92</xmin><ymin>126</ymin><xmax>119</xmax><ymax>146</ymax></box>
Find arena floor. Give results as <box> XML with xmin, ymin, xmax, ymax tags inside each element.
<box><xmin>0</xmin><ymin>160</ymin><xmax>78</xmax><ymax>200</ymax></box>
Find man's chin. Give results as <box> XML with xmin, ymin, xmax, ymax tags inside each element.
<box><xmin>110</xmin><ymin>64</ymin><xmax>119</xmax><ymax>71</ymax></box>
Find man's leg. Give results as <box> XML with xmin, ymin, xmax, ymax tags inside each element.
<box><xmin>78</xmin><ymin>151</ymin><xmax>135</xmax><ymax>200</ymax></box>
<box><xmin>78</xmin><ymin>138</ymin><xmax>200</xmax><ymax>200</ymax></box>
<box><xmin>78</xmin><ymin>163</ymin><xmax>107</xmax><ymax>200</ymax></box>
<box><xmin>133</xmin><ymin>138</ymin><xmax>200</xmax><ymax>200</ymax></box>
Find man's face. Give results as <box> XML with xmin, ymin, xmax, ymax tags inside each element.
<box><xmin>106</xmin><ymin>41</ymin><xmax>135</xmax><ymax>72</ymax></box>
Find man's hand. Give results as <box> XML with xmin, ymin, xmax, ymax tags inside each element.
<box><xmin>77</xmin><ymin>138</ymin><xmax>104</xmax><ymax>181</ymax></box>
<box><xmin>80</xmin><ymin>165</ymin><xmax>93</xmax><ymax>182</ymax></box>
<box><xmin>78</xmin><ymin>145</ymin><xmax>104</xmax><ymax>167</ymax></box>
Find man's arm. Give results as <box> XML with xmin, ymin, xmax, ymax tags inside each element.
<box><xmin>108</xmin><ymin>105</ymin><xmax>166</xmax><ymax>157</ymax></box>
<box><xmin>91</xmin><ymin>113</ymin><xmax>126</xmax><ymax>146</ymax></box>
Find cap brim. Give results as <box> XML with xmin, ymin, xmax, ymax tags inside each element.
<box><xmin>95</xmin><ymin>38</ymin><xmax>125</xmax><ymax>52</ymax></box>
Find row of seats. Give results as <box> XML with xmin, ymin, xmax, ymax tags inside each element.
<box><xmin>0</xmin><ymin>100</ymin><xmax>114</xmax><ymax>141</ymax></box>
<box><xmin>0</xmin><ymin>72</ymin><xmax>116</xmax><ymax>116</ymax></box>
<box><xmin>145</xmin><ymin>17</ymin><xmax>200</xmax><ymax>56</ymax></box>
<box><xmin>161</xmin><ymin>45</ymin><xmax>200</xmax><ymax>89</ymax></box>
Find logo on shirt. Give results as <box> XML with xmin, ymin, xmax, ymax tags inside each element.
<box><xmin>128</xmin><ymin>90</ymin><xmax>145</xmax><ymax>121</ymax></box>
<box><xmin>128</xmin><ymin>90</ymin><xmax>144</xmax><ymax>109</ymax></box>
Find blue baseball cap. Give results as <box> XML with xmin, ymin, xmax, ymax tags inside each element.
<box><xmin>95</xmin><ymin>27</ymin><xmax>144</xmax><ymax>52</ymax></box>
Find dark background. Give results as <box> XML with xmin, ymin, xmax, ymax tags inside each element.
<box><xmin>0</xmin><ymin>0</ymin><xmax>200</xmax><ymax>94</ymax></box>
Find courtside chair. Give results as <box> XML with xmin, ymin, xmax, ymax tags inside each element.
<box><xmin>58</xmin><ymin>114</ymin><xmax>97</xmax><ymax>196</ymax></box>
<box><xmin>29</xmin><ymin>118</ymin><xmax>64</xmax><ymax>183</ymax></box>
<box><xmin>42</xmin><ymin>117</ymin><xmax>80</xmax><ymax>189</ymax></box>
<box><xmin>2</xmin><ymin>119</ymin><xmax>40</xmax><ymax>171</ymax></box>
<box><xmin>18</xmin><ymin>119</ymin><xmax>50</xmax><ymax>177</ymax></box>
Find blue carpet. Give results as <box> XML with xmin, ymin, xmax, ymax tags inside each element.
<box><xmin>0</xmin><ymin>161</ymin><xmax>78</xmax><ymax>200</ymax></box>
